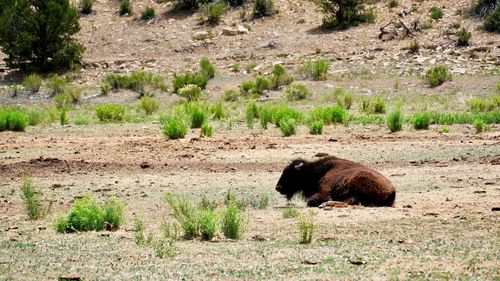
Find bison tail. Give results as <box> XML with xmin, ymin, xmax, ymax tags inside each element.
<box><xmin>385</xmin><ymin>191</ymin><xmax>396</xmax><ymax>207</ymax></box>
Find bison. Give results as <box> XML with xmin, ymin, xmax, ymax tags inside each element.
<box><xmin>275</xmin><ymin>156</ymin><xmax>396</xmax><ymax>208</ymax></box>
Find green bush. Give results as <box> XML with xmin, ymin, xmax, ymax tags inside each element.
<box><xmin>221</xmin><ymin>201</ymin><xmax>245</xmax><ymax>239</ymax></box>
<box><xmin>258</xmin><ymin>105</ymin><xmax>273</xmax><ymax>129</ymax></box>
<box><xmin>26</xmin><ymin>108</ymin><xmax>46</xmax><ymax>126</ymax></box>
<box><xmin>271</xmin><ymin>64</ymin><xmax>294</xmax><ymax>89</ymax></box>
<box><xmin>95</xmin><ymin>104</ymin><xmax>125</xmax><ymax>122</ymax></box>
<box><xmin>47</xmin><ymin>75</ymin><xmax>67</xmax><ymax>95</ymax></box>
<box><xmin>0</xmin><ymin>108</ymin><xmax>28</xmax><ymax>132</ymax></box>
<box><xmin>472</xmin><ymin>0</ymin><xmax>498</xmax><ymax>18</ymax></box>
<box><xmin>119</xmin><ymin>0</ymin><xmax>133</xmax><ymax>16</ymax></box>
<box><xmin>283</xmin><ymin>207</ymin><xmax>300</xmax><ymax>218</ymax></box>
<box><xmin>60</xmin><ymin>108</ymin><xmax>68</xmax><ymax>125</ymax></box>
<box><xmin>201</xmin><ymin>123</ymin><xmax>214</xmax><ymax>137</ymax></box>
<box><xmin>139</xmin><ymin>96</ymin><xmax>159</xmax><ymax>115</ymax></box>
<box><xmin>387</xmin><ymin>109</ymin><xmax>403</xmax><ymax>133</ymax></box>
<box><xmin>54</xmin><ymin>87</ymin><xmax>81</xmax><ymax>109</ymax></box>
<box><xmin>200</xmin><ymin>3</ymin><xmax>227</xmax><ymax>25</ymax></box>
<box><xmin>172</xmin><ymin>73</ymin><xmax>208</xmax><ymax>93</ymax></box>
<box><xmin>254</xmin><ymin>76</ymin><xmax>273</xmax><ymax>95</ymax></box>
<box><xmin>79</xmin><ymin>0</ymin><xmax>94</xmax><ymax>14</ymax></box>
<box><xmin>55</xmin><ymin>196</ymin><xmax>124</xmax><ymax>232</ymax></box>
<box><xmin>240</xmin><ymin>81</ymin><xmax>257</xmax><ymax>96</ymax></box>
<box><xmin>223</xmin><ymin>90</ymin><xmax>239</xmax><ymax>101</ymax></box>
<box><xmin>309</xmin><ymin>120</ymin><xmax>324</xmax><ymax>135</ymax></box>
<box><xmin>298</xmin><ymin>60</ymin><xmax>329</xmax><ymax>81</ymax></box>
<box><xmin>199</xmin><ymin>209</ymin><xmax>217</xmax><ymax>241</ymax></box>
<box><xmin>178</xmin><ymin>84</ymin><xmax>202</xmax><ymax>102</ymax></box>
<box><xmin>0</xmin><ymin>0</ymin><xmax>84</xmax><ymax>70</ymax></box>
<box><xmin>330</xmin><ymin>107</ymin><xmax>348</xmax><ymax>124</ymax></box>
<box><xmin>467</xmin><ymin>98</ymin><xmax>498</xmax><ymax>112</ymax></box>
<box><xmin>23</xmin><ymin>74</ymin><xmax>42</xmax><ymax>93</ymax></box>
<box><xmin>21</xmin><ymin>177</ymin><xmax>51</xmax><ymax>220</ymax></box>
<box><xmin>457</xmin><ymin>27</ymin><xmax>472</xmax><ymax>46</ymax></box>
<box><xmin>210</xmin><ymin>102</ymin><xmax>225</xmax><ymax>120</ymax></box>
<box><xmin>190</xmin><ymin>106</ymin><xmax>207</xmax><ymax>128</ymax></box>
<box><xmin>372</xmin><ymin>97</ymin><xmax>386</xmax><ymax>114</ymax></box>
<box><xmin>253</xmin><ymin>0</ymin><xmax>274</xmax><ymax>18</ymax></box>
<box><xmin>313</xmin><ymin>0</ymin><xmax>375</xmax><ymax>29</ymax></box>
<box><xmin>425</xmin><ymin>65</ymin><xmax>452</xmax><ymax>87</ymax></box>
<box><xmin>286</xmin><ymin>83</ymin><xmax>311</xmax><ymax>101</ymax></box>
<box><xmin>273</xmin><ymin>106</ymin><xmax>302</xmax><ymax>127</ymax></box>
<box><xmin>429</xmin><ymin>7</ymin><xmax>443</xmax><ymax>20</ymax></box>
<box><xmin>200</xmin><ymin>57</ymin><xmax>216</xmax><ymax>79</ymax></box>
<box><xmin>333</xmin><ymin>88</ymin><xmax>353</xmax><ymax>109</ymax></box>
<box><xmin>473</xmin><ymin>118</ymin><xmax>491</xmax><ymax>133</ymax></box>
<box><xmin>101</xmin><ymin>83</ymin><xmax>111</xmax><ymax>96</ymax></box>
<box><xmin>104</xmin><ymin>71</ymin><xmax>167</xmax><ymax>94</ymax></box>
<box><xmin>279</xmin><ymin>118</ymin><xmax>297</xmax><ymax>137</ymax></box>
<box><xmin>162</xmin><ymin>116</ymin><xmax>188</xmax><ymax>139</ymax></box>
<box><xmin>412</xmin><ymin>112</ymin><xmax>431</xmax><ymax>130</ymax></box>
<box><xmin>164</xmin><ymin>193</ymin><xmax>201</xmax><ymax>239</ymax></box>
<box><xmin>299</xmin><ymin>216</ymin><xmax>314</xmax><ymax>244</ymax></box>
<box><xmin>483</xmin><ymin>5</ymin><xmax>500</xmax><ymax>33</ymax></box>
<box><xmin>245</xmin><ymin>102</ymin><xmax>259</xmax><ymax>128</ymax></box>
<box><xmin>409</xmin><ymin>39</ymin><xmax>420</xmax><ymax>53</ymax></box>
<box><xmin>141</xmin><ymin>6</ymin><xmax>155</xmax><ymax>20</ymax></box>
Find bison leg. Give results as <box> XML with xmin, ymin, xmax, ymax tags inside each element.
<box><xmin>318</xmin><ymin>197</ymin><xmax>359</xmax><ymax>209</ymax></box>
<box><xmin>306</xmin><ymin>194</ymin><xmax>331</xmax><ymax>207</ymax></box>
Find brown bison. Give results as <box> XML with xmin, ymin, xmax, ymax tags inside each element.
<box><xmin>275</xmin><ymin>156</ymin><xmax>396</xmax><ymax>208</ymax></box>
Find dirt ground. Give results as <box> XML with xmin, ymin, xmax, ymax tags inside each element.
<box><xmin>0</xmin><ymin>123</ymin><xmax>499</xmax><ymax>280</ymax></box>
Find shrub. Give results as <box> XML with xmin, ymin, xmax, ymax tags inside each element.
<box><xmin>0</xmin><ymin>108</ymin><xmax>28</xmax><ymax>132</ymax></box>
<box><xmin>258</xmin><ymin>105</ymin><xmax>273</xmax><ymax>129</ymax></box>
<box><xmin>23</xmin><ymin>74</ymin><xmax>42</xmax><ymax>93</ymax></box>
<box><xmin>79</xmin><ymin>0</ymin><xmax>95</xmax><ymax>14</ymax></box>
<box><xmin>246</xmin><ymin>102</ymin><xmax>259</xmax><ymax>128</ymax></box>
<box><xmin>272</xmin><ymin>106</ymin><xmax>302</xmax><ymax>127</ymax></box>
<box><xmin>162</xmin><ymin>117</ymin><xmax>188</xmax><ymax>139</ymax></box>
<box><xmin>430</xmin><ymin>7</ymin><xmax>443</xmax><ymax>20</ymax></box>
<box><xmin>473</xmin><ymin>119</ymin><xmax>491</xmax><ymax>133</ymax></box>
<box><xmin>178</xmin><ymin>84</ymin><xmax>202</xmax><ymax>102</ymax></box>
<box><xmin>250</xmin><ymin>195</ymin><xmax>269</xmax><ymax>209</ymax></box>
<box><xmin>172</xmin><ymin>73</ymin><xmax>208</xmax><ymax>93</ymax></box>
<box><xmin>409</xmin><ymin>39</ymin><xmax>420</xmax><ymax>53</ymax></box>
<box><xmin>47</xmin><ymin>75</ymin><xmax>67</xmax><ymax>95</ymax></box>
<box><xmin>253</xmin><ymin>0</ymin><xmax>274</xmax><ymax>18</ymax></box>
<box><xmin>279</xmin><ymin>118</ymin><xmax>297</xmax><ymax>136</ymax></box>
<box><xmin>55</xmin><ymin>196</ymin><xmax>124</xmax><ymax>232</ymax></box>
<box><xmin>200</xmin><ymin>3</ymin><xmax>227</xmax><ymax>25</ymax></box>
<box><xmin>104</xmin><ymin>71</ymin><xmax>167</xmax><ymax>94</ymax></box>
<box><xmin>312</xmin><ymin>0</ymin><xmax>375</xmax><ymax>29</ymax></box>
<box><xmin>164</xmin><ymin>194</ymin><xmax>200</xmax><ymax>239</ymax></box>
<box><xmin>457</xmin><ymin>27</ymin><xmax>472</xmax><ymax>46</ymax></box>
<box><xmin>0</xmin><ymin>0</ymin><xmax>84</xmax><ymax>71</ymax></box>
<box><xmin>271</xmin><ymin>64</ymin><xmax>294</xmax><ymax>89</ymax></box>
<box><xmin>101</xmin><ymin>83</ymin><xmax>111</xmax><ymax>96</ymax></box>
<box><xmin>21</xmin><ymin>177</ymin><xmax>51</xmax><ymax>220</ymax></box>
<box><xmin>388</xmin><ymin>0</ymin><xmax>398</xmax><ymax>8</ymax></box>
<box><xmin>387</xmin><ymin>109</ymin><xmax>403</xmax><ymax>133</ymax></box>
<box><xmin>141</xmin><ymin>6</ymin><xmax>155</xmax><ymax>20</ymax></box>
<box><xmin>425</xmin><ymin>65</ymin><xmax>452</xmax><ymax>87</ymax></box>
<box><xmin>95</xmin><ymin>104</ymin><xmax>125</xmax><ymax>122</ymax></box>
<box><xmin>26</xmin><ymin>108</ymin><xmax>45</xmax><ymax>126</ymax></box>
<box><xmin>254</xmin><ymin>76</ymin><xmax>273</xmax><ymax>95</ymax></box>
<box><xmin>333</xmin><ymin>88</ymin><xmax>353</xmax><ymax>109</ymax></box>
<box><xmin>200</xmin><ymin>123</ymin><xmax>214</xmax><ymax>137</ymax></box>
<box><xmin>139</xmin><ymin>96</ymin><xmax>160</xmax><ymax>115</ymax></box>
<box><xmin>372</xmin><ymin>97</ymin><xmax>386</xmax><ymax>114</ymax></box>
<box><xmin>189</xmin><ymin>106</ymin><xmax>207</xmax><ymax>128</ymax></box>
<box><xmin>412</xmin><ymin>112</ymin><xmax>431</xmax><ymax>130</ymax></box>
<box><xmin>226</xmin><ymin>0</ymin><xmax>245</xmax><ymax>7</ymax></box>
<box><xmin>283</xmin><ymin>207</ymin><xmax>300</xmax><ymax>218</ymax></box>
<box><xmin>286</xmin><ymin>83</ymin><xmax>311</xmax><ymax>101</ymax></box>
<box><xmin>60</xmin><ymin>108</ymin><xmax>68</xmax><ymax>125</ymax></box>
<box><xmin>483</xmin><ymin>5</ymin><xmax>500</xmax><ymax>33</ymax></box>
<box><xmin>330</xmin><ymin>107</ymin><xmax>348</xmax><ymax>124</ymax></box>
<box><xmin>223</xmin><ymin>90</ymin><xmax>239</xmax><ymax>101</ymax></box>
<box><xmin>298</xmin><ymin>60</ymin><xmax>329</xmax><ymax>81</ymax></box>
<box><xmin>134</xmin><ymin>218</ymin><xmax>147</xmax><ymax>245</ymax></box>
<box><xmin>210</xmin><ymin>101</ymin><xmax>225</xmax><ymax>120</ymax></box>
<box><xmin>240</xmin><ymin>81</ymin><xmax>257</xmax><ymax>96</ymax></box>
<box><xmin>221</xmin><ymin>201</ymin><xmax>245</xmax><ymax>239</ymax></box>
<box><xmin>199</xmin><ymin>209</ymin><xmax>217</xmax><ymax>241</ymax></box>
<box><xmin>54</xmin><ymin>87</ymin><xmax>81</xmax><ymax>109</ymax></box>
<box><xmin>119</xmin><ymin>0</ymin><xmax>133</xmax><ymax>16</ymax></box>
<box><xmin>309</xmin><ymin>120</ymin><xmax>324</xmax><ymax>135</ymax></box>
<box><xmin>299</xmin><ymin>216</ymin><xmax>314</xmax><ymax>244</ymax></box>
<box><xmin>200</xmin><ymin>57</ymin><xmax>215</xmax><ymax>79</ymax></box>
<box><xmin>360</xmin><ymin>98</ymin><xmax>371</xmax><ymax>112</ymax></box>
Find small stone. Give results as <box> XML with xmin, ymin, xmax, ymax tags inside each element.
<box><xmin>237</xmin><ymin>25</ymin><xmax>249</xmax><ymax>34</ymax></box>
<box><xmin>222</xmin><ymin>27</ymin><xmax>239</xmax><ymax>36</ymax></box>
<box><xmin>192</xmin><ymin>31</ymin><xmax>209</xmax><ymax>40</ymax></box>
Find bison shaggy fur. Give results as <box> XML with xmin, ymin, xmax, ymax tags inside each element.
<box><xmin>275</xmin><ymin>156</ymin><xmax>396</xmax><ymax>207</ymax></box>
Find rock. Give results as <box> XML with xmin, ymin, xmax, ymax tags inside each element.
<box><xmin>192</xmin><ymin>31</ymin><xmax>209</xmax><ymax>40</ymax></box>
<box><xmin>222</xmin><ymin>27</ymin><xmax>239</xmax><ymax>36</ymax></box>
<box><xmin>237</xmin><ymin>25</ymin><xmax>249</xmax><ymax>34</ymax></box>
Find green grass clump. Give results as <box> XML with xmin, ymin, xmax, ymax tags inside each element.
<box><xmin>473</xmin><ymin>119</ymin><xmax>491</xmax><ymax>133</ymax></box>
<box><xmin>330</xmin><ymin>107</ymin><xmax>348</xmax><ymax>124</ymax></box>
<box><xmin>253</xmin><ymin>0</ymin><xmax>274</xmax><ymax>18</ymax></box>
<box><xmin>20</xmin><ymin>177</ymin><xmax>51</xmax><ymax>220</ymax></box>
<box><xmin>22</xmin><ymin>74</ymin><xmax>42</xmax><ymax>93</ymax></box>
<box><xmin>246</xmin><ymin>102</ymin><xmax>259</xmax><ymax>128</ymax></box>
<box><xmin>279</xmin><ymin>118</ymin><xmax>297</xmax><ymax>136</ymax></box>
<box><xmin>258</xmin><ymin>105</ymin><xmax>274</xmax><ymax>129</ymax></box>
<box><xmin>254</xmin><ymin>75</ymin><xmax>273</xmax><ymax>95</ymax></box>
<box><xmin>189</xmin><ymin>106</ymin><xmax>207</xmax><ymax>128</ymax></box>
<box><xmin>429</xmin><ymin>7</ymin><xmax>443</xmax><ymax>20</ymax></box>
<box><xmin>333</xmin><ymin>88</ymin><xmax>354</xmax><ymax>109</ymax></box>
<box><xmin>221</xmin><ymin>201</ymin><xmax>245</xmax><ymax>239</ymax></box>
<box><xmin>457</xmin><ymin>27</ymin><xmax>472</xmax><ymax>46</ymax></box>
<box><xmin>467</xmin><ymin>97</ymin><xmax>498</xmax><ymax>112</ymax></box>
<box><xmin>200</xmin><ymin>123</ymin><xmax>214</xmax><ymax>137</ymax></box>
<box><xmin>425</xmin><ymin>65</ymin><xmax>452</xmax><ymax>87</ymax></box>
<box><xmin>210</xmin><ymin>101</ymin><xmax>225</xmax><ymax>120</ymax></box>
<box><xmin>162</xmin><ymin>116</ymin><xmax>188</xmax><ymax>139</ymax></box>
<box><xmin>54</xmin><ymin>86</ymin><xmax>81</xmax><ymax>109</ymax></box>
<box><xmin>141</xmin><ymin>6</ymin><xmax>155</xmax><ymax>20</ymax></box>
<box><xmin>200</xmin><ymin>2</ymin><xmax>227</xmax><ymax>25</ymax></box>
<box><xmin>271</xmin><ymin>64</ymin><xmax>294</xmax><ymax>89</ymax></box>
<box><xmin>387</xmin><ymin>109</ymin><xmax>403</xmax><ymax>133</ymax></box>
<box><xmin>46</xmin><ymin>75</ymin><xmax>67</xmax><ymax>95</ymax></box>
<box><xmin>139</xmin><ymin>96</ymin><xmax>160</xmax><ymax>115</ymax></box>
<box><xmin>299</xmin><ymin>216</ymin><xmax>314</xmax><ymax>244</ymax></box>
<box><xmin>0</xmin><ymin>108</ymin><xmax>28</xmax><ymax>132</ymax></box>
<box><xmin>95</xmin><ymin>104</ymin><xmax>125</xmax><ymax>122</ymax></box>
<box><xmin>119</xmin><ymin>0</ymin><xmax>132</xmax><ymax>16</ymax></box>
<box><xmin>240</xmin><ymin>81</ymin><xmax>257</xmax><ymax>97</ymax></box>
<box><xmin>104</xmin><ymin>71</ymin><xmax>167</xmax><ymax>94</ymax></box>
<box><xmin>178</xmin><ymin>84</ymin><xmax>202</xmax><ymax>102</ymax></box>
<box><xmin>172</xmin><ymin>73</ymin><xmax>208</xmax><ymax>93</ymax></box>
<box><xmin>79</xmin><ymin>0</ymin><xmax>94</xmax><ymax>14</ymax></box>
<box><xmin>223</xmin><ymin>90</ymin><xmax>239</xmax><ymax>101</ymax></box>
<box><xmin>298</xmin><ymin>60</ymin><xmax>329</xmax><ymax>81</ymax></box>
<box><xmin>283</xmin><ymin>207</ymin><xmax>300</xmax><ymax>218</ymax></box>
<box><xmin>285</xmin><ymin>83</ymin><xmax>311</xmax><ymax>101</ymax></box>
<box><xmin>409</xmin><ymin>39</ymin><xmax>420</xmax><ymax>53</ymax></box>
<box><xmin>200</xmin><ymin>57</ymin><xmax>216</xmax><ymax>79</ymax></box>
<box><xmin>309</xmin><ymin>120</ymin><xmax>324</xmax><ymax>135</ymax></box>
<box><xmin>60</xmin><ymin>108</ymin><xmax>68</xmax><ymax>125</ymax></box>
<box><xmin>55</xmin><ymin>196</ymin><xmax>124</xmax><ymax>233</ymax></box>
<box><xmin>26</xmin><ymin>108</ymin><xmax>46</xmax><ymax>126</ymax></box>
<box><xmin>412</xmin><ymin>112</ymin><xmax>431</xmax><ymax>130</ymax></box>
<box><xmin>199</xmin><ymin>209</ymin><xmax>217</xmax><ymax>241</ymax></box>
<box><xmin>164</xmin><ymin>193</ymin><xmax>201</xmax><ymax>240</ymax></box>
<box><xmin>372</xmin><ymin>97</ymin><xmax>386</xmax><ymax>114</ymax></box>
<box><xmin>273</xmin><ymin>106</ymin><xmax>302</xmax><ymax>127</ymax></box>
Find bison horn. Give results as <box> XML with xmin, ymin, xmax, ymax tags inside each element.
<box><xmin>294</xmin><ymin>162</ymin><xmax>304</xmax><ymax>170</ymax></box>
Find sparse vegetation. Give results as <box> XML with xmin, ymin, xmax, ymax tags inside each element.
<box><xmin>425</xmin><ymin>65</ymin><xmax>452</xmax><ymax>87</ymax></box>
<box><xmin>200</xmin><ymin>123</ymin><xmax>214</xmax><ymax>137</ymax></box>
<box><xmin>411</xmin><ymin>112</ymin><xmax>431</xmax><ymax>130</ymax></box>
<box><xmin>20</xmin><ymin>177</ymin><xmax>51</xmax><ymax>220</ymax></box>
<box><xmin>409</xmin><ymin>39</ymin><xmax>420</xmax><ymax>53</ymax></box>
<box><xmin>253</xmin><ymin>0</ymin><xmax>274</xmax><ymax>18</ymax></box>
<box><xmin>221</xmin><ymin>200</ymin><xmax>245</xmax><ymax>239</ymax></box>
<box><xmin>79</xmin><ymin>0</ymin><xmax>95</xmax><ymax>14</ymax></box>
<box><xmin>178</xmin><ymin>84</ymin><xmax>202</xmax><ymax>102</ymax></box>
<box><xmin>95</xmin><ymin>104</ymin><xmax>125</xmax><ymax>122</ymax></box>
<box><xmin>139</xmin><ymin>96</ymin><xmax>160</xmax><ymax>115</ymax></box>
<box><xmin>200</xmin><ymin>57</ymin><xmax>216</xmax><ymax>79</ymax></box>
<box><xmin>189</xmin><ymin>105</ymin><xmax>207</xmax><ymax>128</ymax></box>
<box><xmin>473</xmin><ymin>118</ymin><xmax>490</xmax><ymax>133</ymax></box>
<box><xmin>387</xmin><ymin>109</ymin><xmax>403</xmax><ymax>133</ymax></box>
<box><xmin>199</xmin><ymin>209</ymin><xmax>217</xmax><ymax>240</ymax></box>
<box><xmin>223</xmin><ymin>90</ymin><xmax>239</xmax><ymax>101</ymax></box>
<box><xmin>46</xmin><ymin>75</ymin><xmax>68</xmax><ymax>95</ymax></box>
<box><xmin>22</xmin><ymin>74</ymin><xmax>43</xmax><ymax>93</ymax></box>
<box><xmin>162</xmin><ymin>116</ymin><xmax>188</xmax><ymax>139</ymax></box>
<box><xmin>457</xmin><ymin>27</ymin><xmax>471</xmax><ymax>46</ymax></box>
<box><xmin>285</xmin><ymin>83</ymin><xmax>311</xmax><ymax>101</ymax></box>
<box><xmin>429</xmin><ymin>6</ymin><xmax>443</xmax><ymax>20</ymax></box>
<box><xmin>141</xmin><ymin>6</ymin><xmax>156</xmax><ymax>21</ymax></box>
<box><xmin>0</xmin><ymin>108</ymin><xmax>28</xmax><ymax>132</ymax></box>
<box><xmin>250</xmin><ymin>194</ymin><xmax>270</xmax><ymax>209</ymax></box>
<box><xmin>283</xmin><ymin>207</ymin><xmax>300</xmax><ymax>218</ymax></box>
<box><xmin>299</xmin><ymin>213</ymin><xmax>314</xmax><ymax>244</ymax></box>
<box><xmin>298</xmin><ymin>60</ymin><xmax>329</xmax><ymax>81</ymax></box>
<box><xmin>172</xmin><ymin>73</ymin><xmax>208</xmax><ymax>93</ymax></box>
<box><xmin>104</xmin><ymin>72</ymin><xmax>167</xmax><ymax>95</ymax></box>
<box><xmin>164</xmin><ymin>193</ymin><xmax>201</xmax><ymax>239</ymax></box>
<box><xmin>119</xmin><ymin>0</ymin><xmax>133</xmax><ymax>16</ymax></box>
<box><xmin>313</xmin><ymin>0</ymin><xmax>375</xmax><ymax>29</ymax></box>
<box><xmin>309</xmin><ymin>120</ymin><xmax>324</xmax><ymax>135</ymax></box>
<box><xmin>199</xmin><ymin>3</ymin><xmax>228</xmax><ymax>25</ymax></box>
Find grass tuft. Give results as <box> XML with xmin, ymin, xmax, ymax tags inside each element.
<box><xmin>20</xmin><ymin>177</ymin><xmax>51</xmax><ymax>220</ymax></box>
<box><xmin>387</xmin><ymin>109</ymin><xmax>403</xmax><ymax>133</ymax></box>
<box><xmin>221</xmin><ymin>201</ymin><xmax>245</xmax><ymax>239</ymax></box>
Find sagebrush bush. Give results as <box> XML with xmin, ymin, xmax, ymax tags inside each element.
<box><xmin>200</xmin><ymin>123</ymin><xmax>214</xmax><ymax>137</ymax></box>
<box><xmin>23</xmin><ymin>74</ymin><xmax>43</xmax><ymax>93</ymax></box>
<box><xmin>299</xmin><ymin>216</ymin><xmax>314</xmax><ymax>244</ymax></box>
<box><xmin>162</xmin><ymin>116</ymin><xmax>188</xmax><ymax>139</ymax></box>
<box><xmin>271</xmin><ymin>64</ymin><xmax>294</xmax><ymax>89</ymax></box>
<box><xmin>298</xmin><ymin>60</ymin><xmax>329</xmax><ymax>81</ymax></box>
<box><xmin>425</xmin><ymin>65</ymin><xmax>452</xmax><ymax>87</ymax></box>
<box><xmin>178</xmin><ymin>84</ymin><xmax>202</xmax><ymax>102</ymax></box>
<box><xmin>21</xmin><ymin>177</ymin><xmax>51</xmax><ymax>220</ymax></box>
<box><xmin>253</xmin><ymin>0</ymin><xmax>274</xmax><ymax>18</ymax></box>
<box><xmin>222</xmin><ymin>201</ymin><xmax>245</xmax><ymax>239</ymax></box>
<box><xmin>47</xmin><ymin>75</ymin><xmax>67</xmax><ymax>95</ymax></box>
<box><xmin>273</xmin><ymin>106</ymin><xmax>302</xmax><ymax>127</ymax></box>
<box><xmin>387</xmin><ymin>109</ymin><xmax>403</xmax><ymax>133</ymax></box>
<box><xmin>279</xmin><ymin>118</ymin><xmax>297</xmax><ymax>136</ymax></box>
<box><xmin>141</xmin><ymin>6</ymin><xmax>155</xmax><ymax>20</ymax></box>
<box><xmin>223</xmin><ymin>90</ymin><xmax>239</xmax><ymax>101</ymax></box>
<box><xmin>240</xmin><ymin>81</ymin><xmax>257</xmax><ymax>96</ymax></box>
<box><xmin>412</xmin><ymin>112</ymin><xmax>431</xmax><ymax>130</ymax></box>
<box><xmin>429</xmin><ymin>7</ymin><xmax>443</xmax><ymax>20</ymax></box>
<box><xmin>372</xmin><ymin>97</ymin><xmax>386</xmax><ymax>114</ymax></box>
<box><xmin>119</xmin><ymin>0</ymin><xmax>133</xmax><ymax>16</ymax></box>
<box><xmin>200</xmin><ymin>3</ymin><xmax>227</xmax><ymax>25</ymax></box>
<box><xmin>457</xmin><ymin>27</ymin><xmax>472</xmax><ymax>46</ymax></box>
<box><xmin>245</xmin><ymin>102</ymin><xmax>259</xmax><ymax>128</ymax></box>
<box><xmin>104</xmin><ymin>71</ymin><xmax>167</xmax><ymax>94</ymax></box>
<box><xmin>55</xmin><ymin>196</ymin><xmax>124</xmax><ymax>232</ymax></box>
<box><xmin>0</xmin><ymin>108</ymin><xmax>28</xmax><ymax>132</ymax></box>
<box><xmin>95</xmin><ymin>104</ymin><xmax>125</xmax><ymax>122</ymax></box>
<box><xmin>200</xmin><ymin>57</ymin><xmax>216</xmax><ymax>79</ymax></box>
<box><xmin>173</xmin><ymin>73</ymin><xmax>208</xmax><ymax>93</ymax></box>
<box><xmin>79</xmin><ymin>0</ymin><xmax>95</xmax><ymax>14</ymax></box>
<box><xmin>283</xmin><ymin>207</ymin><xmax>300</xmax><ymax>218</ymax></box>
<box><xmin>409</xmin><ymin>39</ymin><xmax>420</xmax><ymax>53</ymax></box>
<box><xmin>286</xmin><ymin>83</ymin><xmax>311</xmax><ymax>101</ymax></box>
<box><xmin>483</xmin><ymin>5</ymin><xmax>500</xmax><ymax>33</ymax></box>
<box><xmin>313</xmin><ymin>0</ymin><xmax>375</xmax><ymax>29</ymax></box>
<box><xmin>473</xmin><ymin>118</ymin><xmax>490</xmax><ymax>133</ymax></box>
<box><xmin>164</xmin><ymin>194</ymin><xmax>200</xmax><ymax>239</ymax></box>
<box><xmin>199</xmin><ymin>209</ymin><xmax>217</xmax><ymax>240</ymax></box>
<box><xmin>309</xmin><ymin>120</ymin><xmax>324</xmax><ymax>135</ymax></box>
<box><xmin>139</xmin><ymin>96</ymin><xmax>160</xmax><ymax>115</ymax></box>
<box><xmin>330</xmin><ymin>107</ymin><xmax>348</xmax><ymax>124</ymax></box>
<box><xmin>189</xmin><ymin>106</ymin><xmax>207</xmax><ymax>128</ymax></box>
<box><xmin>254</xmin><ymin>76</ymin><xmax>273</xmax><ymax>95</ymax></box>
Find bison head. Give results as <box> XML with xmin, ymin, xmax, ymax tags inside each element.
<box><xmin>275</xmin><ymin>159</ymin><xmax>306</xmax><ymax>200</ymax></box>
